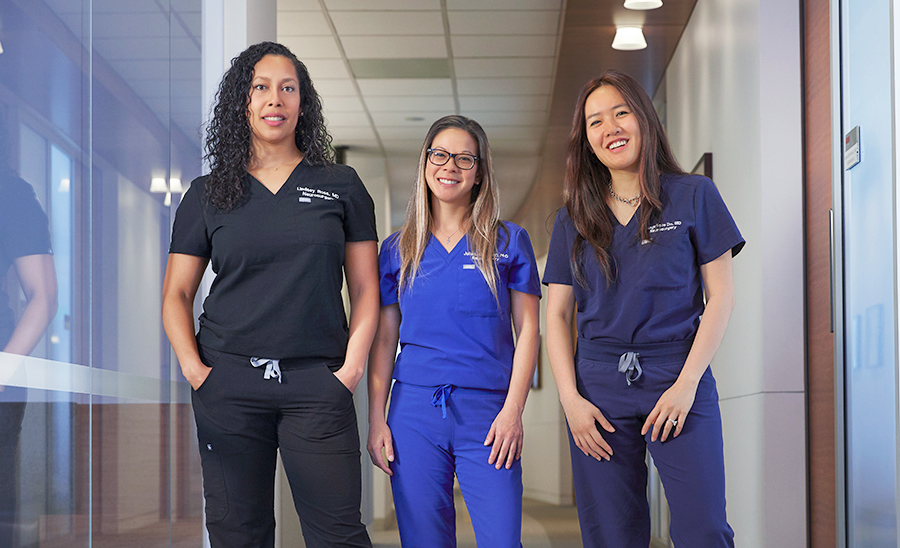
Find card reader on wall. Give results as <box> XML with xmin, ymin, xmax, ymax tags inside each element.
<box><xmin>845</xmin><ymin>126</ymin><xmax>860</xmax><ymax>170</ymax></box>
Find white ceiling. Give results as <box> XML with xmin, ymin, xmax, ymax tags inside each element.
<box><xmin>277</xmin><ymin>0</ymin><xmax>564</xmax><ymax>227</ymax></box>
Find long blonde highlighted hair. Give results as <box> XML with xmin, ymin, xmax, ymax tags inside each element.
<box><xmin>396</xmin><ymin>115</ymin><xmax>506</xmax><ymax>299</ymax></box>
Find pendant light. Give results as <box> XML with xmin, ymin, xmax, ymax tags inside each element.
<box><xmin>612</xmin><ymin>27</ymin><xmax>647</xmax><ymax>51</ymax></box>
<box><xmin>624</xmin><ymin>0</ymin><xmax>663</xmax><ymax>9</ymax></box>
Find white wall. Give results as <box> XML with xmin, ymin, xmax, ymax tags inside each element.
<box><xmin>660</xmin><ymin>0</ymin><xmax>806</xmax><ymax>545</ymax></box>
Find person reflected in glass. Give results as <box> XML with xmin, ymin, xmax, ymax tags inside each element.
<box><xmin>367</xmin><ymin>115</ymin><xmax>541</xmax><ymax>547</ymax></box>
<box><xmin>162</xmin><ymin>42</ymin><xmax>378</xmax><ymax>548</ymax></box>
<box><xmin>0</xmin><ymin>158</ymin><xmax>58</xmax><ymax>546</ymax></box>
<box><xmin>543</xmin><ymin>71</ymin><xmax>743</xmax><ymax>547</ymax></box>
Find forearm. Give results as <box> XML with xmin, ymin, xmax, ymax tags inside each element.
<box><xmin>678</xmin><ymin>293</ymin><xmax>734</xmax><ymax>385</ymax></box>
<box><xmin>546</xmin><ymin>312</ymin><xmax>579</xmax><ymax>405</ymax></box>
<box><xmin>2</xmin><ymin>293</ymin><xmax>57</xmax><ymax>356</ymax></box>
<box><xmin>162</xmin><ymin>291</ymin><xmax>205</xmax><ymax>380</ymax></box>
<box><xmin>344</xmin><ymin>283</ymin><xmax>380</xmax><ymax>377</ymax></box>
<box><xmin>367</xmin><ymin>305</ymin><xmax>399</xmax><ymax>423</ymax></box>
<box><xmin>503</xmin><ymin>320</ymin><xmax>539</xmax><ymax>415</ymax></box>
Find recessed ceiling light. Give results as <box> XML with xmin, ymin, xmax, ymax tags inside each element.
<box><xmin>624</xmin><ymin>0</ymin><xmax>663</xmax><ymax>9</ymax></box>
<box><xmin>612</xmin><ymin>27</ymin><xmax>647</xmax><ymax>51</ymax></box>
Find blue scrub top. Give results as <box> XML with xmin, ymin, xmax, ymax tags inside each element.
<box><xmin>379</xmin><ymin>222</ymin><xmax>542</xmax><ymax>391</ymax></box>
<box><xmin>542</xmin><ymin>173</ymin><xmax>745</xmax><ymax>345</ymax></box>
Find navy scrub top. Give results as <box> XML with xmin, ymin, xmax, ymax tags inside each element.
<box><xmin>379</xmin><ymin>222</ymin><xmax>542</xmax><ymax>391</ymax></box>
<box><xmin>170</xmin><ymin>161</ymin><xmax>377</xmax><ymax>362</ymax></box>
<box><xmin>542</xmin><ymin>173</ymin><xmax>744</xmax><ymax>345</ymax></box>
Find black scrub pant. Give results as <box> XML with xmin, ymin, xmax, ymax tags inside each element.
<box><xmin>0</xmin><ymin>397</ymin><xmax>26</xmax><ymax>548</ymax></box>
<box><xmin>192</xmin><ymin>346</ymin><xmax>371</xmax><ymax>548</ymax></box>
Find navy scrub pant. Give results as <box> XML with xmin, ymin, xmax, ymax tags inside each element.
<box><xmin>192</xmin><ymin>345</ymin><xmax>371</xmax><ymax>548</ymax></box>
<box><xmin>387</xmin><ymin>381</ymin><xmax>523</xmax><ymax>548</ymax></box>
<box><xmin>571</xmin><ymin>339</ymin><xmax>734</xmax><ymax>548</ymax></box>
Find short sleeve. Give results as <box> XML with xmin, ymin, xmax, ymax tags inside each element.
<box><xmin>169</xmin><ymin>177</ymin><xmax>212</xmax><ymax>258</ymax></box>
<box><xmin>343</xmin><ymin>168</ymin><xmax>378</xmax><ymax>243</ymax></box>
<box><xmin>0</xmin><ymin>176</ymin><xmax>52</xmax><ymax>261</ymax></box>
<box><xmin>504</xmin><ymin>224</ymin><xmax>541</xmax><ymax>297</ymax></box>
<box><xmin>691</xmin><ymin>178</ymin><xmax>745</xmax><ymax>264</ymax></box>
<box><xmin>378</xmin><ymin>232</ymin><xmax>400</xmax><ymax>306</ymax></box>
<box><xmin>541</xmin><ymin>208</ymin><xmax>574</xmax><ymax>286</ymax></box>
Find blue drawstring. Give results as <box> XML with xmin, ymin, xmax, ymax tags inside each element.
<box><xmin>250</xmin><ymin>357</ymin><xmax>282</xmax><ymax>383</ymax></box>
<box><xmin>431</xmin><ymin>384</ymin><xmax>453</xmax><ymax>419</ymax></box>
<box><xmin>618</xmin><ymin>352</ymin><xmax>642</xmax><ymax>386</ymax></box>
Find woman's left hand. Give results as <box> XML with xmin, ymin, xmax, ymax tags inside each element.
<box><xmin>642</xmin><ymin>378</ymin><xmax>699</xmax><ymax>442</ymax></box>
<box><xmin>484</xmin><ymin>405</ymin><xmax>524</xmax><ymax>470</ymax></box>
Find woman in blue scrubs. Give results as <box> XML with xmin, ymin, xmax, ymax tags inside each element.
<box><xmin>543</xmin><ymin>71</ymin><xmax>744</xmax><ymax>547</ymax></box>
<box><xmin>368</xmin><ymin>115</ymin><xmax>541</xmax><ymax>547</ymax></box>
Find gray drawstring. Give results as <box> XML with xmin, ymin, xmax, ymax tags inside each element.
<box><xmin>618</xmin><ymin>352</ymin><xmax>642</xmax><ymax>386</ymax></box>
<box><xmin>250</xmin><ymin>357</ymin><xmax>282</xmax><ymax>383</ymax></box>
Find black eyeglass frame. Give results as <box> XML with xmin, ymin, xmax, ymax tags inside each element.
<box><xmin>426</xmin><ymin>148</ymin><xmax>479</xmax><ymax>170</ymax></box>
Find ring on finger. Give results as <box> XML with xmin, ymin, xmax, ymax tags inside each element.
<box><xmin>667</xmin><ymin>418</ymin><xmax>678</xmax><ymax>427</ymax></box>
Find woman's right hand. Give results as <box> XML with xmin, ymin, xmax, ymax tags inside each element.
<box><xmin>562</xmin><ymin>394</ymin><xmax>615</xmax><ymax>461</ymax></box>
<box><xmin>367</xmin><ymin>420</ymin><xmax>395</xmax><ymax>476</ymax></box>
<box><xmin>183</xmin><ymin>360</ymin><xmax>212</xmax><ymax>391</ymax></box>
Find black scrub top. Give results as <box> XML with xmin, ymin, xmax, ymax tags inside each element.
<box><xmin>169</xmin><ymin>160</ymin><xmax>377</xmax><ymax>362</ymax></box>
<box><xmin>0</xmin><ymin>169</ymin><xmax>53</xmax><ymax>346</ymax></box>
<box><xmin>542</xmin><ymin>172</ymin><xmax>744</xmax><ymax>345</ymax></box>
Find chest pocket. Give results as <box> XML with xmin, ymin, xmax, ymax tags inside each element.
<box><xmin>637</xmin><ymin>230</ymin><xmax>692</xmax><ymax>291</ymax></box>
<box><xmin>457</xmin><ymin>264</ymin><xmax>501</xmax><ymax>317</ymax></box>
<box><xmin>293</xmin><ymin>198</ymin><xmax>344</xmax><ymax>248</ymax></box>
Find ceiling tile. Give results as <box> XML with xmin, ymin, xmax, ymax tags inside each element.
<box><xmin>464</xmin><ymin>110</ymin><xmax>548</xmax><ymax>126</ymax></box>
<box><xmin>277</xmin><ymin>11</ymin><xmax>332</xmax><ymax>36</ymax></box>
<box><xmin>303</xmin><ymin>59</ymin><xmax>353</xmax><ymax>80</ymax></box>
<box><xmin>372</xmin><ymin>110</ymin><xmax>456</xmax><ymax>126</ymax></box>
<box><xmin>324</xmin><ymin>111</ymin><xmax>369</xmax><ymax>126</ymax></box>
<box><xmin>358</xmin><ymin>78</ymin><xmax>453</xmax><ymax>96</ymax></box>
<box><xmin>454</xmin><ymin>57</ymin><xmax>555</xmax><ymax>78</ymax></box>
<box><xmin>376</xmin><ymin>126</ymin><xmax>435</xmax><ymax>140</ymax></box>
<box><xmin>349</xmin><ymin>58</ymin><xmax>451</xmax><ymax>79</ymax></box>
<box><xmin>448</xmin><ymin>11</ymin><xmax>560</xmax><ymax>35</ymax></box>
<box><xmin>482</xmin><ymin>125</ymin><xmax>545</xmax><ymax>139</ymax></box>
<box><xmin>486</xmin><ymin>138</ymin><xmax>543</xmax><ymax>155</ymax></box>
<box><xmin>325</xmin><ymin>0</ymin><xmax>441</xmax><ymax>10</ymax></box>
<box><xmin>329</xmin><ymin>126</ymin><xmax>377</xmax><ymax>140</ymax></box>
<box><xmin>459</xmin><ymin>95</ymin><xmax>550</xmax><ymax>111</ymax></box>
<box><xmin>322</xmin><ymin>95</ymin><xmax>366</xmax><ymax>112</ymax></box>
<box><xmin>447</xmin><ymin>0</ymin><xmax>561</xmax><ymax>9</ymax></box>
<box><xmin>452</xmin><ymin>35</ymin><xmax>557</xmax><ymax>57</ymax></box>
<box><xmin>280</xmin><ymin>36</ymin><xmax>343</xmax><ymax>59</ymax></box>
<box><xmin>341</xmin><ymin>36</ymin><xmax>447</xmax><ymax>59</ymax></box>
<box><xmin>456</xmin><ymin>77</ymin><xmax>553</xmax><ymax>96</ymax></box>
<box><xmin>278</xmin><ymin>0</ymin><xmax>322</xmax><ymax>9</ymax></box>
<box><xmin>364</xmin><ymin>95</ymin><xmax>455</xmax><ymax>112</ymax></box>
<box><xmin>330</xmin><ymin>11</ymin><xmax>444</xmax><ymax>35</ymax></box>
<box><xmin>313</xmin><ymin>78</ymin><xmax>359</xmax><ymax>96</ymax></box>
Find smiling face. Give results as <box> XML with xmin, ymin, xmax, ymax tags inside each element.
<box><xmin>246</xmin><ymin>54</ymin><xmax>302</xmax><ymax>150</ymax></box>
<box><xmin>425</xmin><ymin>127</ymin><xmax>480</xmax><ymax>209</ymax></box>
<box><xmin>584</xmin><ymin>85</ymin><xmax>642</xmax><ymax>177</ymax></box>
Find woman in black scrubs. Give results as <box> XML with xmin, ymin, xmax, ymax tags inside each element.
<box><xmin>162</xmin><ymin>42</ymin><xmax>378</xmax><ymax>548</ymax></box>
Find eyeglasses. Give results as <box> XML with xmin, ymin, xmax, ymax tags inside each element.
<box><xmin>427</xmin><ymin>148</ymin><xmax>479</xmax><ymax>170</ymax></box>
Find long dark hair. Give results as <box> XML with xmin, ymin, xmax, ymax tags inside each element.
<box><xmin>203</xmin><ymin>41</ymin><xmax>333</xmax><ymax>210</ymax></box>
<box><xmin>565</xmin><ymin>70</ymin><xmax>683</xmax><ymax>285</ymax></box>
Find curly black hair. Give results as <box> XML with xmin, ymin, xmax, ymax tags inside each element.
<box><xmin>203</xmin><ymin>41</ymin><xmax>334</xmax><ymax>210</ymax></box>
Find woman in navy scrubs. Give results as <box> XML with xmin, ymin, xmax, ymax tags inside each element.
<box><xmin>367</xmin><ymin>115</ymin><xmax>541</xmax><ymax>547</ymax></box>
<box><xmin>543</xmin><ymin>70</ymin><xmax>744</xmax><ymax>547</ymax></box>
<box><xmin>162</xmin><ymin>42</ymin><xmax>378</xmax><ymax>548</ymax></box>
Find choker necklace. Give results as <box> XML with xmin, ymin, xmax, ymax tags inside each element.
<box><xmin>608</xmin><ymin>182</ymin><xmax>642</xmax><ymax>206</ymax></box>
<box><xmin>437</xmin><ymin>226</ymin><xmax>461</xmax><ymax>245</ymax></box>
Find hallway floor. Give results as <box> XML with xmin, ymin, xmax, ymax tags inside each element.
<box><xmin>369</xmin><ymin>494</ymin><xmax>584</xmax><ymax>548</ymax></box>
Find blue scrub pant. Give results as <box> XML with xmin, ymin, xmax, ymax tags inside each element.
<box><xmin>571</xmin><ymin>339</ymin><xmax>734</xmax><ymax>548</ymax></box>
<box><xmin>192</xmin><ymin>345</ymin><xmax>371</xmax><ymax>548</ymax></box>
<box><xmin>387</xmin><ymin>381</ymin><xmax>523</xmax><ymax>548</ymax></box>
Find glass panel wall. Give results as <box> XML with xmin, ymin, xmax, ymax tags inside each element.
<box><xmin>0</xmin><ymin>0</ymin><xmax>204</xmax><ymax>545</ymax></box>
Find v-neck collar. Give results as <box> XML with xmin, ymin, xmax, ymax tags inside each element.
<box><xmin>247</xmin><ymin>160</ymin><xmax>304</xmax><ymax>198</ymax></box>
<box><xmin>430</xmin><ymin>233</ymin><xmax>467</xmax><ymax>258</ymax></box>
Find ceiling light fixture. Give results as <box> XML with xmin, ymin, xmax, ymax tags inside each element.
<box><xmin>150</xmin><ymin>177</ymin><xmax>168</xmax><ymax>193</ymax></box>
<box><xmin>612</xmin><ymin>27</ymin><xmax>647</xmax><ymax>51</ymax></box>
<box><xmin>624</xmin><ymin>0</ymin><xmax>663</xmax><ymax>9</ymax></box>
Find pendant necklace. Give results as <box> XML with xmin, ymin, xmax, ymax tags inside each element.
<box><xmin>437</xmin><ymin>226</ymin><xmax>461</xmax><ymax>245</ymax></box>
